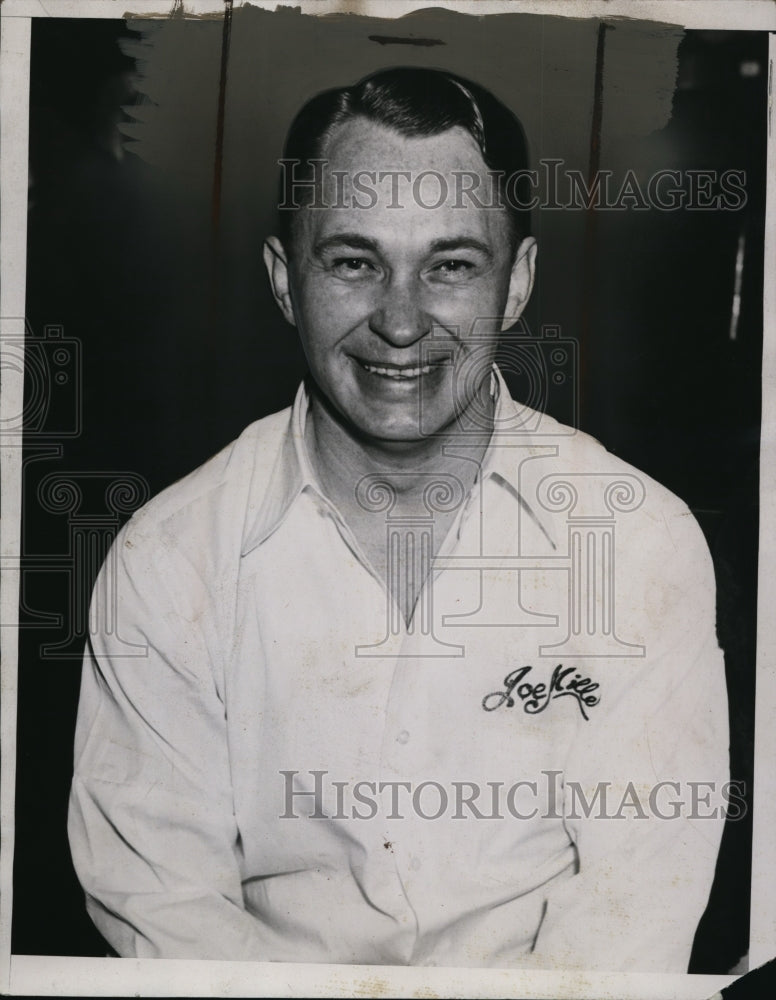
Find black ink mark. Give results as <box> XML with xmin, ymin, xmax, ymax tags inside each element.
<box><xmin>580</xmin><ymin>21</ymin><xmax>610</xmax><ymax>409</ymax></box>
<box><xmin>368</xmin><ymin>35</ymin><xmax>446</xmax><ymax>48</ymax></box>
<box><xmin>212</xmin><ymin>0</ymin><xmax>233</xmax><ymax>240</ymax></box>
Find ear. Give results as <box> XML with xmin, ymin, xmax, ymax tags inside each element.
<box><xmin>501</xmin><ymin>236</ymin><xmax>537</xmax><ymax>331</ymax></box>
<box><xmin>263</xmin><ymin>236</ymin><xmax>296</xmax><ymax>327</ymax></box>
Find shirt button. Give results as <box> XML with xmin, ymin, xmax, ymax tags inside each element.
<box><xmin>397</xmin><ymin>730</ymin><xmax>410</xmax><ymax>744</ymax></box>
<box><xmin>409</xmin><ymin>856</ymin><xmax>421</xmax><ymax>871</ymax></box>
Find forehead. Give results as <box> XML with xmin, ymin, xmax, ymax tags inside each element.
<box><xmin>323</xmin><ymin>116</ymin><xmax>487</xmax><ymax>175</ymax></box>
<box><xmin>296</xmin><ymin>117</ymin><xmax>510</xmax><ymax>251</ymax></box>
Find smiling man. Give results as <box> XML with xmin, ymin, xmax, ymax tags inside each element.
<box><xmin>69</xmin><ymin>68</ymin><xmax>729</xmax><ymax>971</ymax></box>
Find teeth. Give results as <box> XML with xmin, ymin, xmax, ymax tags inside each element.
<box><xmin>362</xmin><ymin>363</ymin><xmax>434</xmax><ymax>379</ymax></box>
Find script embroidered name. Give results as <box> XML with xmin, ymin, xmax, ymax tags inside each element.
<box><xmin>482</xmin><ymin>664</ymin><xmax>600</xmax><ymax>721</ymax></box>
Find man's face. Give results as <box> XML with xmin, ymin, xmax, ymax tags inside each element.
<box><xmin>265</xmin><ymin>117</ymin><xmax>536</xmax><ymax>446</ymax></box>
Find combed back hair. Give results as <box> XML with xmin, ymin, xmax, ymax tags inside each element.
<box><xmin>277</xmin><ymin>66</ymin><xmax>532</xmax><ymax>252</ymax></box>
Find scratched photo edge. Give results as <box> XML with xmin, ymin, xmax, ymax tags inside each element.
<box><xmin>1</xmin><ymin>1</ymin><xmax>774</xmax><ymax>997</ymax></box>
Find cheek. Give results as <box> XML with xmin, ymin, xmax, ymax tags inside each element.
<box><xmin>297</xmin><ymin>277</ymin><xmax>375</xmax><ymax>338</ymax></box>
<box><xmin>432</xmin><ymin>281</ymin><xmax>508</xmax><ymax>334</ymax></box>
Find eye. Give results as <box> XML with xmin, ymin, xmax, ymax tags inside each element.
<box><xmin>438</xmin><ymin>259</ymin><xmax>472</xmax><ymax>272</ymax></box>
<box><xmin>430</xmin><ymin>259</ymin><xmax>476</xmax><ymax>280</ymax></box>
<box><xmin>331</xmin><ymin>257</ymin><xmax>377</xmax><ymax>278</ymax></box>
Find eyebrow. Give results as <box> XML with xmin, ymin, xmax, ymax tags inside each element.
<box><xmin>427</xmin><ymin>237</ymin><xmax>493</xmax><ymax>262</ymax></box>
<box><xmin>313</xmin><ymin>233</ymin><xmax>381</xmax><ymax>257</ymax></box>
<box><xmin>312</xmin><ymin>233</ymin><xmax>494</xmax><ymax>262</ymax></box>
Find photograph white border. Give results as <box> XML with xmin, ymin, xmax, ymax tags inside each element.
<box><xmin>1</xmin><ymin>2</ymin><xmax>773</xmax><ymax>996</ymax></box>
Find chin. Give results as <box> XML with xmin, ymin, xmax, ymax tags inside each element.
<box><xmin>352</xmin><ymin>420</ymin><xmax>427</xmax><ymax>446</ymax></box>
<box><xmin>354</xmin><ymin>411</ymin><xmax>459</xmax><ymax>446</ymax></box>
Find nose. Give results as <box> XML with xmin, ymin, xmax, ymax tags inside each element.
<box><xmin>368</xmin><ymin>276</ymin><xmax>431</xmax><ymax>347</ymax></box>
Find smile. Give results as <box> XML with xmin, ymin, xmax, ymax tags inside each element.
<box><xmin>359</xmin><ymin>361</ymin><xmax>436</xmax><ymax>380</ymax></box>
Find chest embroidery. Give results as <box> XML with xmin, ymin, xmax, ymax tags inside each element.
<box><xmin>482</xmin><ymin>664</ymin><xmax>600</xmax><ymax>720</ymax></box>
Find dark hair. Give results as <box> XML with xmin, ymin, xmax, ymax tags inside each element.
<box><xmin>277</xmin><ymin>66</ymin><xmax>532</xmax><ymax>249</ymax></box>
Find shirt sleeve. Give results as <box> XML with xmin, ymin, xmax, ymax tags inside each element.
<box><xmin>529</xmin><ymin>502</ymin><xmax>730</xmax><ymax>972</ymax></box>
<box><xmin>67</xmin><ymin>519</ymin><xmax>272</xmax><ymax>960</ymax></box>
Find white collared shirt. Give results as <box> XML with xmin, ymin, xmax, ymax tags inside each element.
<box><xmin>68</xmin><ymin>374</ymin><xmax>729</xmax><ymax>970</ymax></box>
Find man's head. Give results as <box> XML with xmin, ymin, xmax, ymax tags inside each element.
<box><xmin>276</xmin><ymin>67</ymin><xmax>533</xmax><ymax>252</ymax></box>
<box><xmin>264</xmin><ymin>67</ymin><xmax>537</xmax><ymax>447</ymax></box>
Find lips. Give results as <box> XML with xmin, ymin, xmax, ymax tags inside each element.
<box><xmin>353</xmin><ymin>355</ymin><xmax>446</xmax><ymax>381</ymax></box>
<box><xmin>360</xmin><ymin>361</ymin><xmax>435</xmax><ymax>379</ymax></box>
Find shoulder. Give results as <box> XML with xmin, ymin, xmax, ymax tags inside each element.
<box><xmin>530</xmin><ymin>417</ymin><xmax>719</xmax><ymax>662</ymax></box>
<box><xmin>537</xmin><ymin>412</ymin><xmax>693</xmax><ymax>517</ymax></box>
<box><xmin>535</xmin><ymin>414</ymin><xmax>713</xmax><ymax>578</ymax></box>
<box><xmin>118</xmin><ymin>406</ymin><xmax>292</xmax><ymax>566</ymax></box>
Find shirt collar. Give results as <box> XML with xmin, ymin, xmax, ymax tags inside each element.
<box><xmin>243</xmin><ymin>368</ymin><xmax>559</xmax><ymax>555</ymax></box>
<box><xmin>478</xmin><ymin>367</ymin><xmax>559</xmax><ymax>550</ymax></box>
<box><xmin>242</xmin><ymin>381</ymin><xmax>314</xmax><ymax>554</ymax></box>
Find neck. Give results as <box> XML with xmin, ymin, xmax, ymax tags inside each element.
<box><xmin>304</xmin><ymin>383</ymin><xmax>495</xmax><ymax>513</ymax></box>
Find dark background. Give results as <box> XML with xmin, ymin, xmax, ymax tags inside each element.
<box><xmin>14</xmin><ymin>10</ymin><xmax>764</xmax><ymax>971</ymax></box>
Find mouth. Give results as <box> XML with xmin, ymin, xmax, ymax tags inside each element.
<box><xmin>361</xmin><ymin>362</ymin><xmax>433</xmax><ymax>380</ymax></box>
<box><xmin>354</xmin><ymin>357</ymin><xmax>442</xmax><ymax>380</ymax></box>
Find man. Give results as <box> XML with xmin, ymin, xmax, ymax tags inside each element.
<box><xmin>68</xmin><ymin>67</ymin><xmax>729</xmax><ymax>970</ymax></box>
